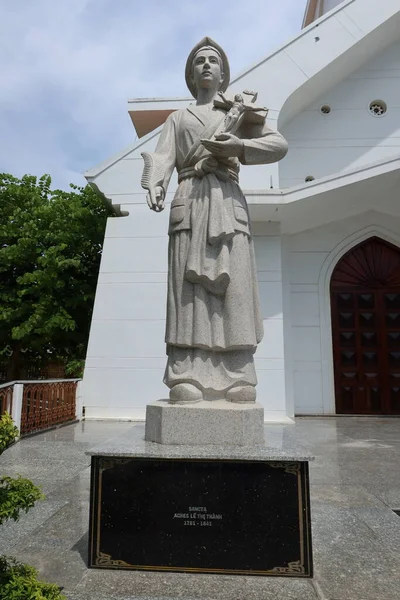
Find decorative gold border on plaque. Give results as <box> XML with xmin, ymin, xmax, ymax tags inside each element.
<box><xmin>269</xmin><ymin>461</ymin><xmax>306</xmax><ymax>573</ymax></box>
<box><xmin>268</xmin><ymin>462</ymin><xmax>301</xmax><ymax>476</ymax></box>
<box><xmin>91</xmin><ymin>457</ymin><xmax>312</xmax><ymax>576</ymax></box>
<box><xmin>271</xmin><ymin>560</ymin><xmax>306</xmax><ymax>575</ymax></box>
<box><xmin>303</xmin><ymin>463</ymin><xmax>313</xmax><ymax>577</ymax></box>
<box><xmin>96</xmin><ymin>552</ymin><xmax>131</xmax><ymax>567</ymax></box>
<box><xmin>94</xmin><ymin>457</ymin><xmax>136</xmax><ymax>568</ymax></box>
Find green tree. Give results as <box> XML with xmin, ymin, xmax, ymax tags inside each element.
<box><xmin>0</xmin><ymin>173</ymin><xmax>114</xmax><ymax>379</ymax></box>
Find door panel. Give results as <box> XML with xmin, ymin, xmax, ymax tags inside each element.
<box><xmin>331</xmin><ymin>238</ymin><xmax>400</xmax><ymax>414</ymax></box>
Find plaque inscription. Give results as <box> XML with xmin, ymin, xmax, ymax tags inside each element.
<box><xmin>89</xmin><ymin>456</ymin><xmax>312</xmax><ymax>576</ymax></box>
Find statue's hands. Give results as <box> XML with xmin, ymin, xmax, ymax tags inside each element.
<box><xmin>146</xmin><ymin>185</ymin><xmax>165</xmax><ymax>212</ymax></box>
<box><xmin>201</xmin><ymin>133</ymin><xmax>244</xmax><ymax>158</ymax></box>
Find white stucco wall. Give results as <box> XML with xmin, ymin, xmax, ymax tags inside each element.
<box><xmin>280</xmin><ymin>40</ymin><xmax>400</xmax><ymax>188</ymax></box>
<box><xmin>285</xmin><ymin>211</ymin><xmax>400</xmax><ymax>414</ymax></box>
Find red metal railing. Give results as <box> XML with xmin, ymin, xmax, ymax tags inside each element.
<box><xmin>20</xmin><ymin>381</ymin><xmax>78</xmax><ymax>435</ymax></box>
<box><xmin>0</xmin><ymin>384</ymin><xmax>13</xmax><ymax>416</ymax></box>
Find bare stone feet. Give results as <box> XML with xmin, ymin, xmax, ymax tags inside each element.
<box><xmin>169</xmin><ymin>383</ymin><xmax>203</xmax><ymax>404</ymax></box>
<box><xmin>226</xmin><ymin>385</ymin><xmax>256</xmax><ymax>404</ymax></box>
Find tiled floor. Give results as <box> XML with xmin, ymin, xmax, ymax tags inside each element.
<box><xmin>1</xmin><ymin>417</ymin><xmax>400</xmax><ymax>599</ymax></box>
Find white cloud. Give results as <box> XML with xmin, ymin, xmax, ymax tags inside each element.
<box><xmin>0</xmin><ymin>0</ymin><xmax>306</xmax><ymax>189</ymax></box>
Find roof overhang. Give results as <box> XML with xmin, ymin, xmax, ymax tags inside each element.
<box><xmin>302</xmin><ymin>0</ymin><xmax>321</xmax><ymax>28</ymax></box>
<box><xmin>247</xmin><ymin>155</ymin><xmax>400</xmax><ymax>234</ymax></box>
<box><xmin>128</xmin><ymin>97</ymin><xmax>191</xmax><ymax>138</ymax></box>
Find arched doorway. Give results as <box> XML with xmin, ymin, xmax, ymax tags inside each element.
<box><xmin>331</xmin><ymin>236</ymin><xmax>400</xmax><ymax>414</ymax></box>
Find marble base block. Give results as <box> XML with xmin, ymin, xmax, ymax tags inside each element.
<box><xmin>145</xmin><ymin>399</ymin><xmax>265</xmax><ymax>445</ymax></box>
<box><xmin>87</xmin><ymin>426</ymin><xmax>314</xmax><ymax>576</ymax></box>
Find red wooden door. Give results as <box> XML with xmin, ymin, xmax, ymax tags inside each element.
<box><xmin>331</xmin><ymin>238</ymin><xmax>400</xmax><ymax>414</ymax></box>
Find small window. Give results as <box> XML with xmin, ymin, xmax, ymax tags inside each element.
<box><xmin>369</xmin><ymin>100</ymin><xmax>387</xmax><ymax>117</ymax></box>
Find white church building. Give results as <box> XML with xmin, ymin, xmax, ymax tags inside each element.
<box><xmin>82</xmin><ymin>0</ymin><xmax>400</xmax><ymax>421</ymax></box>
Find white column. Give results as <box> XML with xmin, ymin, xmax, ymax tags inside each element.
<box><xmin>253</xmin><ymin>223</ymin><xmax>293</xmax><ymax>423</ymax></box>
<box><xmin>11</xmin><ymin>383</ymin><xmax>24</xmax><ymax>435</ymax></box>
<box><xmin>75</xmin><ymin>380</ymin><xmax>84</xmax><ymax>420</ymax></box>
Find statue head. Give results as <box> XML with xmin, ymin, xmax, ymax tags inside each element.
<box><xmin>185</xmin><ymin>37</ymin><xmax>230</xmax><ymax>99</ymax></box>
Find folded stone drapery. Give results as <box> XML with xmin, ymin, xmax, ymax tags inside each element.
<box><xmin>184</xmin><ymin>168</ymin><xmax>242</xmax><ymax>296</ymax></box>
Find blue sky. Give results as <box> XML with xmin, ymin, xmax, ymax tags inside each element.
<box><xmin>0</xmin><ymin>0</ymin><xmax>306</xmax><ymax>190</ymax></box>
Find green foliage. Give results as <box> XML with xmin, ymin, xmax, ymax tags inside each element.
<box><xmin>0</xmin><ymin>556</ymin><xmax>66</xmax><ymax>599</ymax></box>
<box><xmin>0</xmin><ymin>412</ymin><xmax>19</xmax><ymax>455</ymax></box>
<box><xmin>0</xmin><ymin>173</ymin><xmax>114</xmax><ymax>377</ymax></box>
<box><xmin>0</xmin><ymin>417</ymin><xmax>61</xmax><ymax>596</ymax></box>
<box><xmin>64</xmin><ymin>358</ymin><xmax>85</xmax><ymax>378</ymax></box>
<box><xmin>0</xmin><ymin>476</ymin><xmax>44</xmax><ymax>525</ymax></box>
<box><xmin>0</xmin><ymin>412</ymin><xmax>44</xmax><ymax>523</ymax></box>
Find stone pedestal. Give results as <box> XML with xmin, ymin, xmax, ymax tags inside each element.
<box><xmin>145</xmin><ymin>400</ymin><xmax>265</xmax><ymax>446</ymax></box>
<box><xmin>87</xmin><ymin>425</ymin><xmax>314</xmax><ymax>577</ymax></box>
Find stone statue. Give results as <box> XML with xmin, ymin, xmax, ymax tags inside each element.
<box><xmin>141</xmin><ymin>37</ymin><xmax>288</xmax><ymax>405</ymax></box>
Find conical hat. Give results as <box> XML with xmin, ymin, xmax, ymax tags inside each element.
<box><xmin>185</xmin><ymin>36</ymin><xmax>230</xmax><ymax>99</ymax></box>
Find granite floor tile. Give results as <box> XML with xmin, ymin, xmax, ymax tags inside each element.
<box><xmin>1</xmin><ymin>467</ymin><xmax>91</xmax><ymax>497</ymax></box>
<box><xmin>69</xmin><ymin>569</ymin><xmax>317</xmax><ymax>600</ymax></box>
<box><xmin>349</xmin><ymin>506</ymin><xmax>400</xmax><ymax>556</ymax></box>
<box><xmin>312</xmin><ymin>505</ymin><xmax>400</xmax><ymax>600</ymax></box>
<box><xmin>316</xmin><ymin>574</ymin><xmax>398</xmax><ymax>600</ymax></box>
<box><xmin>1</xmin><ymin>457</ymin><xmax>90</xmax><ymax>480</ymax></box>
<box><xmin>0</xmin><ymin>499</ymin><xmax>68</xmax><ymax>554</ymax></box>
<box><xmin>0</xmin><ymin>440</ymin><xmax>93</xmax><ymax>463</ymax></box>
<box><xmin>308</xmin><ymin>451</ymin><xmax>400</xmax><ymax>488</ymax></box>
<box><xmin>334</xmin><ymin>419</ymin><xmax>400</xmax><ymax>441</ymax></box>
<box><xmin>38</xmin><ymin>421</ymin><xmax>135</xmax><ymax>444</ymax></box>
<box><xmin>310</xmin><ymin>484</ymin><xmax>388</xmax><ymax>508</ymax></box>
<box><xmin>11</xmin><ymin>545</ymin><xmax>88</xmax><ymax>591</ymax></box>
<box><xmin>338</xmin><ymin>469</ymin><xmax>400</xmax><ymax>490</ymax></box>
<box><xmin>2</xmin><ymin>418</ymin><xmax>400</xmax><ymax>599</ymax></box>
<box><xmin>13</xmin><ymin>497</ymin><xmax>91</xmax><ymax>552</ymax></box>
<box><xmin>308</xmin><ymin>462</ymin><xmax>343</xmax><ymax>484</ymax></box>
<box><xmin>45</xmin><ymin>470</ymin><xmax>91</xmax><ymax>503</ymax></box>
<box><xmin>17</xmin><ymin>474</ymin><xmax>87</xmax><ymax>497</ymax></box>
<box><xmin>363</xmin><ymin>484</ymin><xmax>400</xmax><ymax>508</ymax></box>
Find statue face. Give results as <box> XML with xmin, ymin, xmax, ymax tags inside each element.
<box><xmin>192</xmin><ymin>48</ymin><xmax>223</xmax><ymax>93</ymax></box>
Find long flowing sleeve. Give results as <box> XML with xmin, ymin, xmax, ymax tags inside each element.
<box><xmin>141</xmin><ymin>112</ymin><xmax>177</xmax><ymax>194</ymax></box>
<box><xmin>238</xmin><ymin>120</ymin><xmax>288</xmax><ymax>166</ymax></box>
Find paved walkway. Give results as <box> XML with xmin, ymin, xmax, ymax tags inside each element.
<box><xmin>1</xmin><ymin>418</ymin><xmax>400</xmax><ymax>599</ymax></box>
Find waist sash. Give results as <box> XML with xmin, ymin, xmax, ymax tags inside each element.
<box><xmin>178</xmin><ymin>158</ymin><xmax>239</xmax><ymax>184</ymax></box>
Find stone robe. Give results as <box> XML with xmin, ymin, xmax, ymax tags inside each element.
<box><xmin>146</xmin><ymin>102</ymin><xmax>288</xmax><ymax>396</ymax></box>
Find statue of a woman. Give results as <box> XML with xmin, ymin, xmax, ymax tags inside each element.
<box><xmin>141</xmin><ymin>37</ymin><xmax>288</xmax><ymax>404</ymax></box>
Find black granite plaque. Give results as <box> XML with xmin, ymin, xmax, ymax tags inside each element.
<box><xmin>89</xmin><ymin>456</ymin><xmax>312</xmax><ymax>576</ymax></box>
